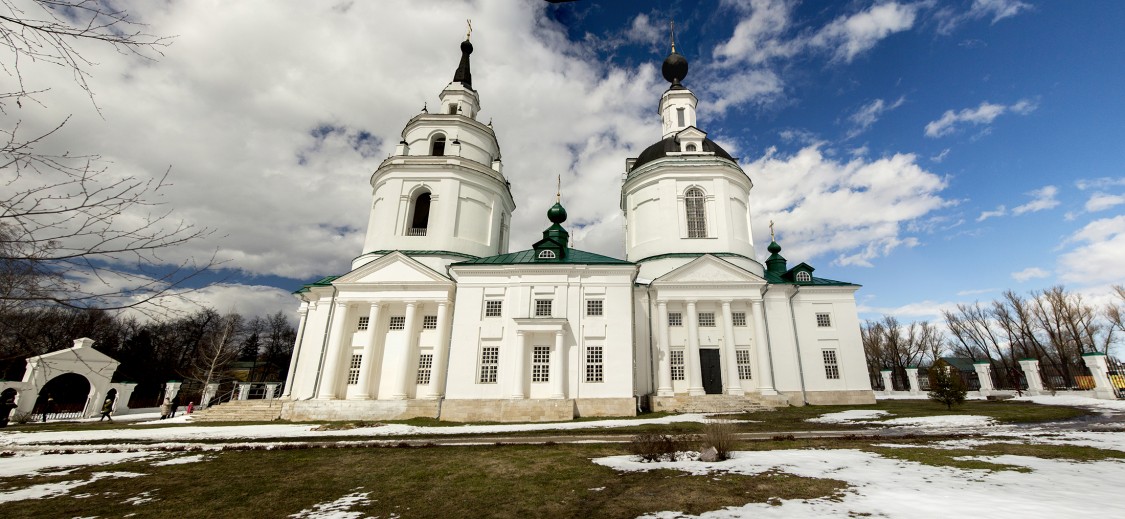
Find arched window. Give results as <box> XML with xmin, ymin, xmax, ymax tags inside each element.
<box><xmin>431</xmin><ymin>135</ymin><xmax>446</xmax><ymax>156</ymax></box>
<box><xmin>448</xmin><ymin>104</ymin><xmax>458</xmax><ymax>114</ymax></box>
<box><xmin>685</xmin><ymin>143</ymin><xmax>697</xmax><ymax>152</ymax></box>
<box><xmin>408</xmin><ymin>192</ymin><xmax>431</xmax><ymax>236</ymax></box>
<box><xmin>685</xmin><ymin>187</ymin><xmax>707</xmax><ymax>238</ymax></box>
<box><xmin>538</xmin><ymin>250</ymin><xmax>556</xmax><ymax>259</ymax></box>
<box><xmin>795</xmin><ymin>271</ymin><xmax>812</xmax><ymax>282</ymax></box>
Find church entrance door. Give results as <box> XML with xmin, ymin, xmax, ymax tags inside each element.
<box><xmin>700</xmin><ymin>349</ymin><xmax>723</xmax><ymax>394</ymax></box>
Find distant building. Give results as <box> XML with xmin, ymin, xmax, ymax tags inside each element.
<box><xmin>281</xmin><ymin>33</ymin><xmax>874</xmax><ymax>422</ymax></box>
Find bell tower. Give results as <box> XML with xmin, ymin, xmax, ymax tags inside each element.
<box><xmin>354</xmin><ymin>27</ymin><xmax>516</xmax><ymax>272</ymax></box>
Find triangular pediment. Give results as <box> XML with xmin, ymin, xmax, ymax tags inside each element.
<box><xmin>35</xmin><ymin>341</ymin><xmax>118</xmax><ymax>365</ymax></box>
<box><xmin>333</xmin><ymin>252</ymin><xmax>451</xmax><ymax>285</ymax></box>
<box><xmin>653</xmin><ymin>255</ymin><xmax>766</xmax><ymax>286</ymax></box>
<box><xmin>676</xmin><ymin>126</ymin><xmax>707</xmax><ymax>140</ymax></box>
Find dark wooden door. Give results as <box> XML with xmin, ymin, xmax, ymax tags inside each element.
<box><xmin>700</xmin><ymin>349</ymin><xmax>723</xmax><ymax>394</ymax></box>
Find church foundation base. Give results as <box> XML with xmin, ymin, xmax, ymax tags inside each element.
<box><xmin>281</xmin><ymin>399</ymin><xmax>439</xmax><ymax>421</ymax></box>
<box><xmin>440</xmin><ymin>399</ymin><xmax>575</xmax><ymax>423</ymax></box>
<box><xmin>574</xmin><ymin>398</ymin><xmax>637</xmax><ymax>418</ymax></box>
<box><xmin>778</xmin><ymin>390</ymin><xmax>877</xmax><ymax>406</ymax></box>
<box><xmin>650</xmin><ymin>393</ymin><xmax>782</xmax><ymax>414</ymax></box>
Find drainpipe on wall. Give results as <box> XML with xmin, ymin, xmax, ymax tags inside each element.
<box><xmin>788</xmin><ymin>286</ymin><xmax>809</xmax><ymax>405</ymax></box>
<box><xmin>310</xmin><ymin>286</ymin><xmax>340</xmax><ymax>398</ymax></box>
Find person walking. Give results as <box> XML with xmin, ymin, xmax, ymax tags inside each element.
<box><xmin>160</xmin><ymin>398</ymin><xmax>171</xmax><ymax>419</ymax></box>
<box><xmin>41</xmin><ymin>394</ymin><xmax>54</xmax><ymax>423</ymax></box>
<box><xmin>99</xmin><ymin>398</ymin><xmax>114</xmax><ymax>422</ymax></box>
<box><xmin>169</xmin><ymin>397</ymin><xmax>180</xmax><ymax>418</ymax></box>
<box><xmin>186</xmin><ymin>401</ymin><xmax>194</xmax><ymax>415</ymax></box>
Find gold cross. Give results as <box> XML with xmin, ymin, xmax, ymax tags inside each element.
<box><xmin>670</xmin><ymin>20</ymin><xmax>676</xmax><ymax>52</ymax></box>
<box><xmin>769</xmin><ymin>220</ymin><xmax>775</xmax><ymax>241</ymax></box>
<box><xmin>467</xmin><ymin>19</ymin><xmax>472</xmax><ymax>40</ymax></box>
<box><xmin>556</xmin><ymin>174</ymin><xmax>561</xmax><ymax>202</ymax></box>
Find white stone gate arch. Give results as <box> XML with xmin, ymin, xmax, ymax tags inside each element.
<box><xmin>0</xmin><ymin>338</ymin><xmax>135</xmax><ymax>419</ymax></box>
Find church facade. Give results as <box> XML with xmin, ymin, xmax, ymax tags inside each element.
<box><xmin>280</xmin><ymin>35</ymin><xmax>874</xmax><ymax>423</ymax></box>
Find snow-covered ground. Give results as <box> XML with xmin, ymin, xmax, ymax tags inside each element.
<box><xmin>2</xmin><ymin>395</ymin><xmax>1124</xmax><ymax>517</ymax></box>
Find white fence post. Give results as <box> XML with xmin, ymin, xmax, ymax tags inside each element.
<box><xmin>1081</xmin><ymin>353</ymin><xmax>1116</xmax><ymax>400</ymax></box>
<box><xmin>1018</xmin><ymin>359</ymin><xmax>1044</xmax><ymax>395</ymax></box>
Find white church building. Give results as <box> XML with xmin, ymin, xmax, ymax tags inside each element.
<box><xmin>280</xmin><ymin>34</ymin><xmax>874</xmax><ymax>422</ymax></box>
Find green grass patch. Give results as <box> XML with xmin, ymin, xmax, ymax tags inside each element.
<box><xmin>1</xmin><ymin>443</ymin><xmax>847</xmax><ymax>519</ymax></box>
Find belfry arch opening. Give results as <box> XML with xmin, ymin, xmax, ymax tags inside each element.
<box><xmin>431</xmin><ymin>134</ymin><xmax>447</xmax><ymax>156</ymax></box>
<box><xmin>408</xmin><ymin>191</ymin><xmax>432</xmax><ymax>236</ymax></box>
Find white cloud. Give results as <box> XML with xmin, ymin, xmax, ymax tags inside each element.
<box><xmin>936</xmin><ymin>0</ymin><xmax>1032</xmax><ymax>34</ymax></box>
<box><xmin>713</xmin><ymin>0</ymin><xmax>800</xmax><ymax>65</ymax></box>
<box><xmin>977</xmin><ymin>205</ymin><xmax>1006</xmax><ymax>222</ymax></box>
<box><xmin>956</xmin><ymin>288</ymin><xmax>998</xmax><ymax>296</ymax></box>
<box><xmin>858</xmin><ymin>299</ymin><xmax>960</xmax><ymax>321</ymax></box>
<box><xmin>924</xmin><ymin>99</ymin><xmax>1037</xmax><ymax>137</ymax></box>
<box><xmin>1076</xmin><ymin>177</ymin><xmax>1125</xmax><ymax>190</ymax></box>
<box><xmin>809</xmin><ymin>2</ymin><xmax>918</xmax><ymax>63</ymax></box>
<box><xmin>704</xmin><ymin>69</ymin><xmax>784</xmax><ymax>113</ymax></box>
<box><xmin>1012</xmin><ymin>185</ymin><xmax>1059</xmax><ymax>215</ymax></box>
<box><xmin>1011</xmin><ymin>267</ymin><xmax>1049</xmax><ymax>282</ymax></box>
<box><xmin>847</xmin><ymin>97</ymin><xmax>905</xmax><ymax>138</ymax></box>
<box><xmin>930</xmin><ymin>148</ymin><xmax>951</xmax><ymax>163</ymax></box>
<box><xmin>745</xmin><ymin>145</ymin><xmax>950</xmax><ymax>267</ymax></box>
<box><xmin>1058</xmin><ymin>215</ymin><xmax>1125</xmax><ymax>285</ymax></box>
<box><xmin>626</xmin><ymin>13</ymin><xmax>663</xmax><ymax>46</ymax></box>
<box><xmin>1085</xmin><ymin>192</ymin><xmax>1125</xmax><ymax>212</ymax></box>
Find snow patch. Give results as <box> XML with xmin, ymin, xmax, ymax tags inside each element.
<box><xmin>0</xmin><ymin>471</ymin><xmax>145</xmax><ymax>504</ymax></box>
<box><xmin>808</xmin><ymin>410</ymin><xmax>890</xmax><ymax>423</ymax></box>
<box><xmin>152</xmin><ymin>454</ymin><xmax>208</xmax><ymax>466</ymax></box>
<box><xmin>290</xmin><ymin>489</ymin><xmax>372</xmax><ymax>518</ymax></box>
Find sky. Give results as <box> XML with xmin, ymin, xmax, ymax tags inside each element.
<box><xmin>5</xmin><ymin>0</ymin><xmax>1125</xmax><ymax>324</ymax></box>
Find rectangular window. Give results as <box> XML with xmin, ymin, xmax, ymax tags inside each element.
<box><xmin>823</xmin><ymin>349</ymin><xmax>840</xmax><ymax>380</ymax></box>
<box><xmin>586</xmin><ymin>346</ymin><xmax>604</xmax><ymax>383</ymax></box>
<box><xmin>357</xmin><ymin>316</ymin><xmax>369</xmax><ymax>331</ymax></box>
<box><xmin>668</xmin><ymin>312</ymin><xmax>682</xmax><ymax>327</ymax></box>
<box><xmin>737</xmin><ymin>349</ymin><xmax>752</xmax><ymax>380</ymax></box>
<box><xmin>416</xmin><ymin>354</ymin><xmax>433</xmax><ymax>385</ymax></box>
<box><xmin>532</xmin><ymin>346</ymin><xmax>551</xmax><ymax>382</ymax></box>
<box><xmin>535</xmin><ymin>299</ymin><xmax>553</xmax><ymax>317</ymax></box>
<box><xmin>698</xmin><ymin>312</ymin><xmax>716</xmax><ymax>327</ymax></box>
<box><xmin>816</xmin><ymin>312</ymin><xmax>832</xmax><ymax>328</ymax></box>
<box><xmin>670</xmin><ymin>350</ymin><xmax>685</xmax><ymax>381</ymax></box>
<box><xmin>676</xmin><ymin>107</ymin><xmax>685</xmax><ymax>127</ymax></box>
<box><xmin>732</xmin><ymin>312</ymin><xmax>747</xmax><ymax>327</ymax></box>
<box><xmin>347</xmin><ymin>354</ymin><xmax>362</xmax><ymax>385</ymax></box>
<box><xmin>422</xmin><ymin>315</ymin><xmax>437</xmax><ymax>330</ymax></box>
<box><xmin>388</xmin><ymin>316</ymin><xmax>406</xmax><ymax>330</ymax></box>
<box><xmin>586</xmin><ymin>299</ymin><xmax>604</xmax><ymax>316</ymax></box>
<box><xmin>479</xmin><ymin>347</ymin><xmax>499</xmax><ymax>383</ymax></box>
<box><xmin>484</xmin><ymin>300</ymin><xmax>503</xmax><ymax>317</ymax></box>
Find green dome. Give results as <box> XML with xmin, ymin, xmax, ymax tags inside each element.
<box><xmin>548</xmin><ymin>202</ymin><xmax>567</xmax><ymax>224</ymax></box>
<box><xmin>767</xmin><ymin>240</ymin><xmax>781</xmax><ymax>254</ymax></box>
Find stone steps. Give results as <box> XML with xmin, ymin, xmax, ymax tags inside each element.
<box><xmin>190</xmin><ymin>400</ymin><xmax>285</xmax><ymax>422</ymax></box>
<box><xmin>650</xmin><ymin>394</ymin><xmax>776</xmax><ymax>414</ymax></box>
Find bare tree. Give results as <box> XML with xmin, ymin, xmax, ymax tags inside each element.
<box><xmin>1107</xmin><ymin>285</ymin><xmax>1125</xmax><ymax>337</ymax></box>
<box><xmin>184</xmin><ymin>312</ymin><xmax>242</xmax><ymax>404</ymax></box>
<box><xmin>2</xmin><ymin>1</ymin><xmax>216</xmax><ymax>316</ymax></box>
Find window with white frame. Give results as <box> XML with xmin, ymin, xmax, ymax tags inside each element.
<box><xmin>586</xmin><ymin>299</ymin><xmax>603</xmax><ymax>316</ymax></box>
<box><xmin>685</xmin><ymin>187</ymin><xmax>707</xmax><ymax>238</ymax></box>
<box><xmin>668</xmin><ymin>312</ymin><xmax>682</xmax><ymax>327</ymax></box>
<box><xmin>484</xmin><ymin>300</ymin><xmax>502</xmax><ymax>317</ymax></box>
<box><xmin>347</xmin><ymin>354</ymin><xmax>362</xmax><ymax>385</ymax></box>
<box><xmin>535</xmin><ymin>299</ymin><xmax>552</xmax><ymax>317</ymax></box>
<box><xmin>416</xmin><ymin>354</ymin><xmax>433</xmax><ymax>385</ymax></box>
<box><xmin>586</xmin><ymin>346</ymin><xmax>603</xmax><ymax>383</ymax></box>
<box><xmin>532</xmin><ymin>346</ymin><xmax>550</xmax><ymax>382</ymax></box>
<box><xmin>422</xmin><ymin>315</ymin><xmax>437</xmax><ymax>330</ymax></box>
<box><xmin>389</xmin><ymin>316</ymin><xmax>406</xmax><ymax>330</ymax></box>
<box><xmin>732</xmin><ymin>312</ymin><xmax>747</xmax><ymax>327</ymax></box>
<box><xmin>698</xmin><ymin>312</ymin><xmax>716</xmax><ymax>327</ymax></box>
<box><xmin>736</xmin><ymin>349</ymin><xmax>752</xmax><ymax>380</ymax></box>
<box><xmin>538</xmin><ymin>250</ymin><xmax>556</xmax><ymax>259</ymax></box>
<box><xmin>670</xmin><ymin>350</ymin><xmax>685</xmax><ymax>381</ymax></box>
<box><xmin>823</xmin><ymin>349</ymin><xmax>840</xmax><ymax>379</ymax></box>
<box><xmin>479</xmin><ymin>347</ymin><xmax>499</xmax><ymax>383</ymax></box>
<box><xmin>795</xmin><ymin>271</ymin><xmax>812</xmax><ymax>282</ymax></box>
<box><xmin>816</xmin><ymin>312</ymin><xmax>832</xmax><ymax>328</ymax></box>
<box><xmin>357</xmin><ymin>316</ymin><xmax>369</xmax><ymax>331</ymax></box>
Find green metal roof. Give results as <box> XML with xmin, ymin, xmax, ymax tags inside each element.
<box><xmin>453</xmin><ymin>248</ymin><xmax>633</xmax><ymax>266</ymax></box>
<box><xmin>293</xmin><ymin>275</ymin><xmax>341</xmax><ymax>294</ymax></box>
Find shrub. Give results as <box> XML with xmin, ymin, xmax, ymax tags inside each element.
<box><xmin>701</xmin><ymin>419</ymin><xmax>737</xmax><ymax>461</ymax></box>
<box><xmin>628</xmin><ymin>433</ymin><xmax>693</xmax><ymax>462</ymax></box>
<box><xmin>928</xmin><ymin>359</ymin><xmax>968</xmax><ymax>410</ymax></box>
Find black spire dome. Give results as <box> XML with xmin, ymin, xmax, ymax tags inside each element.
<box><xmin>662</xmin><ymin>21</ymin><xmax>688</xmax><ymax>88</ymax></box>
<box><xmin>453</xmin><ymin>38</ymin><xmax>473</xmax><ymax>89</ymax></box>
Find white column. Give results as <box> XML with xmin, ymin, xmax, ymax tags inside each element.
<box><xmin>880</xmin><ymin>370</ymin><xmax>894</xmax><ymax>393</ymax></box>
<box><xmin>353</xmin><ymin>302</ymin><xmax>383</xmax><ymax>400</ymax></box>
<box><xmin>164</xmin><ymin>381</ymin><xmax>182</xmax><ymax>402</ymax></box>
<box><xmin>393</xmin><ymin>302</ymin><xmax>419</xmax><ymax>400</ymax></box>
<box><xmin>1018</xmin><ymin>359</ymin><xmax>1044</xmax><ymax>394</ymax></box>
<box><xmin>973</xmin><ymin>362</ymin><xmax>994</xmax><ymax>396</ymax></box>
<box><xmin>512</xmin><ymin>330</ymin><xmax>528</xmax><ymax>399</ymax></box>
<box><xmin>720</xmin><ymin>300</ymin><xmax>744</xmax><ymax>395</ymax></box>
<box><xmin>685</xmin><ymin>300</ymin><xmax>704</xmax><ymax>396</ymax></box>
<box><xmin>317</xmin><ymin>302</ymin><xmax>350</xmax><ymax>400</ymax></box>
<box><xmin>906</xmin><ymin>367</ymin><xmax>921</xmax><ymax>395</ymax></box>
<box><xmin>282</xmin><ymin>306</ymin><xmax>308</xmax><ymax>398</ymax></box>
<box><xmin>751</xmin><ymin>300</ymin><xmax>776</xmax><ymax>395</ymax></box>
<box><xmin>1082</xmin><ymin>353</ymin><xmax>1117</xmax><ymax>400</ymax></box>
<box><xmin>550</xmin><ymin>330</ymin><xmax>566</xmax><ymax>399</ymax></box>
<box><xmin>656</xmin><ymin>301</ymin><xmax>673</xmax><ymax>396</ymax></box>
<box><xmin>237</xmin><ymin>383</ymin><xmax>252</xmax><ymax>400</ymax></box>
<box><xmin>427</xmin><ymin>301</ymin><xmax>453</xmax><ymax>399</ymax></box>
<box><xmin>264</xmin><ymin>383</ymin><xmax>279</xmax><ymax>399</ymax></box>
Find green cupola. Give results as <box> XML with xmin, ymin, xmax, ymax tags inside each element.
<box><xmin>533</xmin><ymin>195</ymin><xmax>569</xmax><ymax>261</ymax></box>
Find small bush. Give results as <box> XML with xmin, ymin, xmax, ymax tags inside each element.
<box><xmin>928</xmin><ymin>359</ymin><xmax>968</xmax><ymax>410</ymax></box>
<box><xmin>628</xmin><ymin>433</ymin><xmax>694</xmax><ymax>462</ymax></box>
<box><xmin>701</xmin><ymin>419</ymin><xmax>737</xmax><ymax>461</ymax></box>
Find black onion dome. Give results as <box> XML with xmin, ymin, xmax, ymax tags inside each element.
<box><xmin>453</xmin><ymin>39</ymin><xmax>473</xmax><ymax>89</ymax></box>
<box><xmin>662</xmin><ymin>51</ymin><xmax>689</xmax><ymax>86</ymax></box>
<box><xmin>460</xmin><ymin>39</ymin><xmax>474</xmax><ymax>54</ymax></box>
<box><xmin>630</xmin><ymin>136</ymin><xmax>734</xmax><ymax>171</ymax></box>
